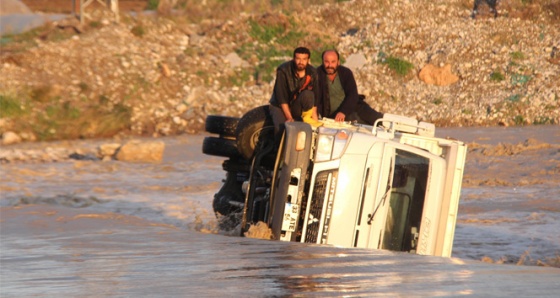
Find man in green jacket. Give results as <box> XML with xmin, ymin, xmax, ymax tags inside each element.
<box><xmin>317</xmin><ymin>49</ymin><xmax>384</xmax><ymax>125</ymax></box>
<box><xmin>269</xmin><ymin>47</ymin><xmax>322</xmax><ymax>133</ymax></box>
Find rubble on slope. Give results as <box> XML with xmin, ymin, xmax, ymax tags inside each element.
<box><xmin>1</xmin><ymin>0</ymin><xmax>558</xmax><ymax>144</ymax></box>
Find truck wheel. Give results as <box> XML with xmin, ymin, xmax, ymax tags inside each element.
<box><xmin>213</xmin><ymin>193</ymin><xmax>242</xmax><ymax>218</ymax></box>
<box><xmin>222</xmin><ymin>159</ymin><xmax>251</xmax><ymax>173</ymax></box>
<box><xmin>205</xmin><ymin>115</ymin><xmax>240</xmax><ymax>138</ymax></box>
<box><xmin>235</xmin><ymin>105</ymin><xmax>274</xmax><ymax>160</ymax></box>
<box><xmin>202</xmin><ymin>136</ymin><xmax>241</xmax><ymax>158</ymax></box>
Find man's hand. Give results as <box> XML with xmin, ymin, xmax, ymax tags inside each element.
<box><xmin>335</xmin><ymin>112</ymin><xmax>346</xmax><ymax>122</ymax></box>
<box><xmin>280</xmin><ymin>103</ymin><xmax>294</xmax><ymax>123</ymax></box>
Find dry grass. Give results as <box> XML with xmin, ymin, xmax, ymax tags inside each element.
<box><xmin>1</xmin><ymin>85</ymin><xmax>132</xmax><ymax>141</ymax></box>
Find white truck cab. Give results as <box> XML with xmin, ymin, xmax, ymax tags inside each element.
<box><xmin>203</xmin><ymin>109</ymin><xmax>467</xmax><ymax>257</ymax></box>
<box><xmin>294</xmin><ymin>115</ymin><xmax>466</xmax><ymax>256</ymax></box>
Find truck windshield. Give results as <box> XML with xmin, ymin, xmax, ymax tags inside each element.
<box><xmin>381</xmin><ymin>149</ymin><xmax>429</xmax><ymax>253</ymax></box>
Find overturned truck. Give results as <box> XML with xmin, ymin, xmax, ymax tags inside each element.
<box><xmin>202</xmin><ymin>106</ymin><xmax>467</xmax><ymax>257</ymax></box>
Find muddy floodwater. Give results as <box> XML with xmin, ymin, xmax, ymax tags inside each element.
<box><xmin>1</xmin><ymin>125</ymin><xmax>559</xmax><ymax>296</ymax></box>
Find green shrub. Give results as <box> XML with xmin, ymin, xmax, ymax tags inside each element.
<box><xmin>45</xmin><ymin>101</ymin><xmax>81</xmax><ymax>120</ymax></box>
<box><xmin>247</xmin><ymin>16</ymin><xmax>305</xmax><ymax>45</ymax></box>
<box><xmin>490</xmin><ymin>71</ymin><xmax>505</xmax><ymax>82</ymax></box>
<box><xmin>78</xmin><ymin>82</ymin><xmax>89</xmax><ymax>92</ymax></box>
<box><xmin>225</xmin><ymin>69</ymin><xmax>252</xmax><ymax>87</ymax></box>
<box><xmin>533</xmin><ymin>116</ymin><xmax>555</xmax><ymax>125</ymax></box>
<box><xmin>255</xmin><ymin>48</ymin><xmax>291</xmax><ymax>83</ymax></box>
<box><xmin>89</xmin><ymin>21</ymin><xmax>102</xmax><ymax>28</ymax></box>
<box><xmin>377</xmin><ymin>50</ymin><xmax>388</xmax><ymax>63</ymax></box>
<box><xmin>0</xmin><ymin>95</ymin><xmax>25</xmax><ymax>118</ymax></box>
<box><xmin>513</xmin><ymin>115</ymin><xmax>525</xmax><ymax>125</ymax></box>
<box><xmin>235</xmin><ymin>43</ymin><xmax>289</xmax><ymax>83</ymax></box>
<box><xmin>0</xmin><ymin>36</ymin><xmax>12</xmax><ymax>46</ymax></box>
<box><xmin>31</xmin><ymin>86</ymin><xmax>54</xmax><ymax>102</ymax></box>
<box><xmin>195</xmin><ymin>70</ymin><xmax>208</xmax><ymax>83</ymax></box>
<box><xmin>32</xmin><ymin>102</ymin><xmax>81</xmax><ymax>140</ymax></box>
<box><xmin>511</xmin><ymin>73</ymin><xmax>531</xmax><ymax>85</ymax></box>
<box><xmin>506</xmin><ymin>94</ymin><xmax>521</xmax><ymax>102</ymax></box>
<box><xmin>93</xmin><ymin>103</ymin><xmax>132</xmax><ymax>137</ymax></box>
<box><xmin>31</xmin><ymin>101</ymin><xmax>132</xmax><ymax>141</ymax></box>
<box><xmin>510</xmin><ymin>51</ymin><xmax>525</xmax><ymax>60</ymax></box>
<box><xmin>98</xmin><ymin>95</ymin><xmax>110</xmax><ymax>105</ymax></box>
<box><xmin>384</xmin><ymin>56</ymin><xmax>414</xmax><ymax>76</ymax></box>
<box><xmin>147</xmin><ymin>0</ymin><xmax>160</xmax><ymax>10</ymax></box>
<box><xmin>131</xmin><ymin>25</ymin><xmax>145</xmax><ymax>37</ymax></box>
<box><xmin>236</xmin><ymin>11</ymin><xmax>336</xmax><ymax>84</ymax></box>
<box><xmin>248</xmin><ymin>19</ymin><xmax>284</xmax><ymax>43</ymax></box>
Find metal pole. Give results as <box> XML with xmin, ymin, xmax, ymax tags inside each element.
<box><xmin>80</xmin><ymin>0</ymin><xmax>84</xmax><ymax>25</ymax></box>
<box><xmin>111</xmin><ymin>0</ymin><xmax>119</xmax><ymax>23</ymax></box>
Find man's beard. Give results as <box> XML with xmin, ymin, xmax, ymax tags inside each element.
<box><xmin>296</xmin><ymin>63</ymin><xmax>306</xmax><ymax>71</ymax></box>
<box><xmin>326</xmin><ymin>66</ymin><xmax>338</xmax><ymax>75</ymax></box>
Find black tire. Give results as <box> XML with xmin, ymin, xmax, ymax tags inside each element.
<box><xmin>205</xmin><ymin>115</ymin><xmax>240</xmax><ymax>137</ymax></box>
<box><xmin>202</xmin><ymin>136</ymin><xmax>241</xmax><ymax>158</ymax></box>
<box><xmin>235</xmin><ymin>105</ymin><xmax>275</xmax><ymax>160</ymax></box>
<box><xmin>222</xmin><ymin>159</ymin><xmax>251</xmax><ymax>173</ymax></box>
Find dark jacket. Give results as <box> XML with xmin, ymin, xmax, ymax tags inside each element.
<box><xmin>269</xmin><ymin>60</ymin><xmax>319</xmax><ymax>107</ymax></box>
<box><xmin>317</xmin><ymin>64</ymin><xmax>360</xmax><ymax>118</ymax></box>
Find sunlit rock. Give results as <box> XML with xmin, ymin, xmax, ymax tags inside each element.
<box><xmin>115</xmin><ymin>140</ymin><xmax>165</xmax><ymax>163</ymax></box>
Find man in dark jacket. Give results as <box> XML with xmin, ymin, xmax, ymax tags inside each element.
<box><xmin>317</xmin><ymin>49</ymin><xmax>383</xmax><ymax>125</ymax></box>
<box><xmin>269</xmin><ymin>47</ymin><xmax>322</xmax><ymax>133</ymax></box>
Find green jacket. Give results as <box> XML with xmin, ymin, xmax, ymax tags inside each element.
<box><xmin>317</xmin><ymin>64</ymin><xmax>359</xmax><ymax>118</ymax></box>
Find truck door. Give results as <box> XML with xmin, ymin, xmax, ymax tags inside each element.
<box><xmin>381</xmin><ymin>149</ymin><xmax>430</xmax><ymax>253</ymax></box>
<box><xmin>364</xmin><ymin>145</ymin><xmax>446</xmax><ymax>255</ymax></box>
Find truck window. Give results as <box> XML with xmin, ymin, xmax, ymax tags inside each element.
<box><xmin>382</xmin><ymin>149</ymin><xmax>429</xmax><ymax>253</ymax></box>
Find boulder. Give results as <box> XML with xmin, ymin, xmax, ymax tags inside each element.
<box><xmin>344</xmin><ymin>53</ymin><xmax>367</xmax><ymax>72</ymax></box>
<box><xmin>2</xmin><ymin>131</ymin><xmax>22</xmax><ymax>145</ymax></box>
<box><xmin>115</xmin><ymin>140</ymin><xmax>165</xmax><ymax>163</ymax></box>
<box><xmin>98</xmin><ymin>143</ymin><xmax>122</xmax><ymax>159</ymax></box>
<box><xmin>418</xmin><ymin>64</ymin><xmax>459</xmax><ymax>86</ymax></box>
<box><xmin>0</xmin><ymin>0</ymin><xmax>32</xmax><ymax>15</ymax></box>
<box><xmin>157</xmin><ymin>0</ymin><xmax>178</xmax><ymax>14</ymax></box>
<box><xmin>224</xmin><ymin>52</ymin><xmax>247</xmax><ymax>68</ymax></box>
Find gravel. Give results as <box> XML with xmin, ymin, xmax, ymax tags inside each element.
<box><xmin>1</xmin><ymin>0</ymin><xmax>558</xmax><ymax>144</ymax></box>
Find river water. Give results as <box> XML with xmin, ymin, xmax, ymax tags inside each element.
<box><xmin>1</xmin><ymin>126</ymin><xmax>559</xmax><ymax>296</ymax></box>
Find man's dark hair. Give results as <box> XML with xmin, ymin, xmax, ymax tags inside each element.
<box><xmin>293</xmin><ymin>47</ymin><xmax>311</xmax><ymax>58</ymax></box>
<box><xmin>321</xmin><ymin>49</ymin><xmax>340</xmax><ymax>61</ymax></box>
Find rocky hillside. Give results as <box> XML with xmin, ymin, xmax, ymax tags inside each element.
<box><xmin>1</xmin><ymin>0</ymin><xmax>559</xmax><ymax>143</ymax></box>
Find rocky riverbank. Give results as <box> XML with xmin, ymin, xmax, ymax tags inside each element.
<box><xmin>0</xmin><ymin>137</ymin><xmax>165</xmax><ymax>163</ymax></box>
<box><xmin>1</xmin><ymin>0</ymin><xmax>559</xmax><ymax>145</ymax></box>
